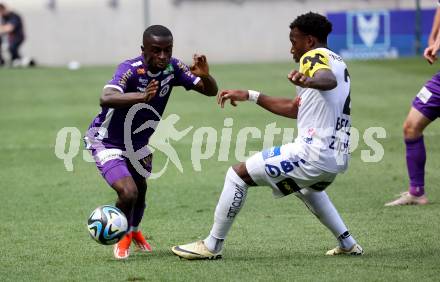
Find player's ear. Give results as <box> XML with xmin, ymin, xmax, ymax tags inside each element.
<box><xmin>306</xmin><ymin>35</ymin><xmax>315</xmax><ymax>48</ymax></box>
<box><xmin>141</xmin><ymin>45</ymin><xmax>145</xmax><ymax>53</ymax></box>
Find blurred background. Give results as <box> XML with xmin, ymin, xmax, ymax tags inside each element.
<box><xmin>1</xmin><ymin>0</ymin><xmax>438</xmax><ymax>66</ymax></box>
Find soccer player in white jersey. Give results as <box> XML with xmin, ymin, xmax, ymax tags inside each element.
<box><xmin>171</xmin><ymin>12</ymin><xmax>363</xmax><ymax>260</ymax></box>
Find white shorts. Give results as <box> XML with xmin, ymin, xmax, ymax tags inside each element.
<box><xmin>245</xmin><ymin>143</ymin><xmax>337</xmax><ymax>198</ymax></box>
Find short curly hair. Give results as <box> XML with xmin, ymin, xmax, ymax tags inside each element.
<box><xmin>289</xmin><ymin>12</ymin><xmax>332</xmax><ymax>43</ymax></box>
<box><xmin>143</xmin><ymin>25</ymin><xmax>173</xmax><ymax>43</ymax></box>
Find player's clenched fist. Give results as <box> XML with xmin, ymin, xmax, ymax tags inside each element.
<box><xmin>144</xmin><ymin>79</ymin><xmax>159</xmax><ymax>103</ymax></box>
<box><xmin>288</xmin><ymin>70</ymin><xmax>310</xmax><ymax>88</ymax></box>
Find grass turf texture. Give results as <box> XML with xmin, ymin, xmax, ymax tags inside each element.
<box><xmin>0</xmin><ymin>58</ymin><xmax>439</xmax><ymax>281</ymax></box>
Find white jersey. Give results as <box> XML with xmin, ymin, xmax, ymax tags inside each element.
<box><xmin>294</xmin><ymin>48</ymin><xmax>351</xmax><ymax>173</ymax></box>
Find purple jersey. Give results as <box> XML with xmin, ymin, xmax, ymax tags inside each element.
<box><xmin>412</xmin><ymin>71</ymin><xmax>440</xmax><ymax>121</ymax></box>
<box><xmin>425</xmin><ymin>71</ymin><xmax>440</xmax><ymax>95</ymax></box>
<box><xmin>86</xmin><ymin>55</ymin><xmax>200</xmax><ymax>150</ymax></box>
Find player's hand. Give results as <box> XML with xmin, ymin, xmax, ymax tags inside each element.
<box><xmin>144</xmin><ymin>79</ymin><xmax>159</xmax><ymax>102</ymax></box>
<box><xmin>424</xmin><ymin>45</ymin><xmax>439</xmax><ymax>65</ymax></box>
<box><xmin>217</xmin><ymin>89</ymin><xmax>248</xmax><ymax>108</ymax></box>
<box><xmin>190</xmin><ymin>54</ymin><xmax>210</xmax><ymax>77</ymax></box>
<box><xmin>287</xmin><ymin>70</ymin><xmax>311</xmax><ymax>88</ymax></box>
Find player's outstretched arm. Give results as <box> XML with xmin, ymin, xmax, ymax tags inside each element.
<box><xmin>190</xmin><ymin>54</ymin><xmax>218</xmax><ymax>96</ymax></box>
<box><xmin>218</xmin><ymin>90</ymin><xmax>299</xmax><ymax>119</ymax></box>
<box><xmin>288</xmin><ymin>69</ymin><xmax>337</xmax><ymax>91</ymax></box>
<box><xmin>100</xmin><ymin>80</ymin><xmax>159</xmax><ymax>108</ymax></box>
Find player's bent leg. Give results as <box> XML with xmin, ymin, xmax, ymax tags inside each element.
<box><xmin>386</xmin><ymin>107</ymin><xmax>431</xmax><ymax>206</ymax></box>
<box><xmin>112</xmin><ymin>176</ymin><xmax>139</xmax><ymax>222</ymax></box>
<box><xmin>111</xmin><ymin>176</ymin><xmax>139</xmax><ymax>259</ymax></box>
<box><xmin>403</xmin><ymin>107</ymin><xmax>432</xmax><ymax>140</ymax></box>
<box><xmin>295</xmin><ymin>188</ymin><xmax>363</xmax><ymax>256</ymax></box>
<box><xmin>130</xmin><ymin>178</ymin><xmax>152</xmax><ymax>252</ymax></box>
<box><xmin>171</xmin><ymin>163</ymin><xmax>253</xmax><ymax>260</ymax></box>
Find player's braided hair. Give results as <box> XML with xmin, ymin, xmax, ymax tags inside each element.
<box><xmin>143</xmin><ymin>25</ymin><xmax>173</xmax><ymax>42</ymax></box>
<box><xmin>290</xmin><ymin>12</ymin><xmax>332</xmax><ymax>43</ymax></box>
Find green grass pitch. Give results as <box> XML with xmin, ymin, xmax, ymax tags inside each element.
<box><xmin>0</xmin><ymin>58</ymin><xmax>439</xmax><ymax>281</ymax></box>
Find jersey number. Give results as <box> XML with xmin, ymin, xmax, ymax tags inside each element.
<box><xmin>343</xmin><ymin>68</ymin><xmax>351</xmax><ymax>115</ymax></box>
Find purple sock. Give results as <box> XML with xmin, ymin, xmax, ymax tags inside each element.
<box><xmin>131</xmin><ymin>202</ymin><xmax>146</xmax><ymax>228</ymax></box>
<box><xmin>405</xmin><ymin>136</ymin><xmax>426</xmax><ymax>197</ymax></box>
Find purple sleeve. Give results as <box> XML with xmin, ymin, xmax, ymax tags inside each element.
<box><xmin>104</xmin><ymin>62</ymin><xmax>134</xmax><ymax>93</ymax></box>
<box><xmin>173</xmin><ymin>59</ymin><xmax>201</xmax><ymax>90</ymax></box>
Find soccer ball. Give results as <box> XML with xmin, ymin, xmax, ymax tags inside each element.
<box><xmin>87</xmin><ymin>205</ymin><xmax>128</xmax><ymax>245</ymax></box>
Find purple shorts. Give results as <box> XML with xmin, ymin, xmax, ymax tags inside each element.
<box><xmin>412</xmin><ymin>82</ymin><xmax>440</xmax><ymax>121</ymax></box>
<box><xmin>89</xmin><ymin>147</ymin><xmax>153</xmax><ymax>186</ymax></box>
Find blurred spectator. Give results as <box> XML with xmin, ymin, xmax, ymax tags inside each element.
<box><xmin>0</xmin><ymin>3</ymin><xmax>25</xmax><ymax>66</ymax></box>
<box><xmin>0</xmin><ymin>35</ymin><xmax>3</xmax><ymax>65</ymax></box>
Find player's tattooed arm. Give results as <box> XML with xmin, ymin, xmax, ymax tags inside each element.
<box><xmin>288</xmin><ymin>69</ymin><xmax>337</xmax><ymax>91</ymax></box>
<box><xmin>190</xmin><ymin>54</ymin><xmax>218</xmax><ymax>96</ymax></box>
<box><xmin>217</xmin><ymin>90</ymin><xmax>299</xmax><ymax>119</ymax></box>
<box><xmin>100</xmin><ymin>80</ymin><xmax>159</xmax><ymax>108</ymax></box>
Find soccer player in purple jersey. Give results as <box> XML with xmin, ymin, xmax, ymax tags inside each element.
<box><xmin>385</xmin><ymin>4</ymin><xmax>440</xmax><ymax>206</ymax></box>
<box><xmin>84</xmin><ymin>25</ymin><xmax>218</xmax><ymax>259</ymax></box>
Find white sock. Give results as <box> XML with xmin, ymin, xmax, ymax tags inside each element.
<box><xmin>296</xmin><ymin>188</ymin><xmax>356</xmax><ymax>250</ymax></box>
<box><xmin>204</xmin><ymin>167</ymin><xmax>249</xmax><ymax>253</ymax></box>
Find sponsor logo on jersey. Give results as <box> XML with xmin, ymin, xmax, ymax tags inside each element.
<box><xmin>177</xmin><ymin>61</ymin><xmax>189</xmax><ymax>72</ymax></box>
<box><xmin>276</xmin><ymin>178</ymin><xmax>301</xmax><ymax>195</ymax></box>
<box><xmin>137</xmin><ymin>68</ymin><xmax>146</xmax><ymax>75</ymax></box>
<box><xmin>303</xmin><ymin>128</ymin><xmax>316</xmax><ymax>144</ymax></box>
<box><xmin>159</xmin><ymin>84</ymin><xmax>170</xmax><ymax>97</ymax></box>
<box><xmin>131</xmin><ymin>61</ymin><xmax>143</xmax><ymax>67</ymax></box>
<box><xmin>185</xmin><ymin>70</ymin><xmax>195</xmax><ymax>78</ymax></box>
<box><xmin>302</xmin><ymin>53</ymin><xmax>326</xmax><ymax>71</ymax></box>
<box><xmin>417</xmin><ymin>87</ymin><xmax>432</xmax><ymax>104</ymax></box>
<box><xmin>265</xmin><ymin>164</ymin><xmax>281</xmax><ymax>178</ymax></box>
<box><xmin>96</xmin><ymin>149</ymin><xmax>124</xmax><ymax>165</ymax></box>
<box><xmin>139</xmin><ymin>78</ymin><xmax>148</xmax><ymax>85</ymax></box>
<box><xmin>163</xmin><ymin>64</ymin><xmax>174</xmax><ymax>75</ymax></box>
<box><xmin>265</xmin><ymin>158</ymin><xmax>306</xmax><ymax>178</ymax></box>
<box><xmin>161</xmin><ymin>74</ymin><xmax>174</xmax><ymax>86</ymax></box>
<box><xmin>118</xmin><ymin>69</ymin><xmax>133</xmax><ymax>88</ymax></box>
<box><xmin>262</xmin><ymin>146</ymin><xmax>281</xmax><ymax>160</ymax></box>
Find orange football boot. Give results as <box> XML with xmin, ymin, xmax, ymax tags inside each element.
<box><xmin>132</xmin><ymin>231</ymin><xmax>152</xmax><ymax>252</ymax></box>
<box><xmin>113</xmin><ymin>232</ymin><xmax>132</xmax><ymax>259</ymax></box>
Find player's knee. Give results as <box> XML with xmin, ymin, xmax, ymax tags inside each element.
<box><xmin>403</xmin><ymin>120</ymin><xmax>421</xmax><ymax>139</ymax></box>
<box><xmin>231</xmin><ymin>163</ymin><xmax>256</xmax><ymax>186</ymax></box>
<box><xmin>119</xmin><ymin>185</ymin><xmax>138</xmax><ymax>204</ymax></box>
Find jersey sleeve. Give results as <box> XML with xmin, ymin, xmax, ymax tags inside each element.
<box><xmin>104</xmin><ymin>62</ymin><xmax>134</xmax><ymax>93</ymax></box>
<box><xmin>172</xmin><ymin>59</ymin><xmax>201</xmax><ymax>90</ymax></box>
<box><xmin>299</xmin><ymin>49</ymin><xmax>331</xmax><ymax>78</ymax></box>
